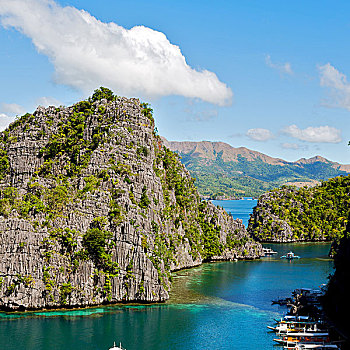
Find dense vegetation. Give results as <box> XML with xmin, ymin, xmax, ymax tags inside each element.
<box><xmin>152</xmin><ymin>146</ymin><xmax>254</xmax><ymax>266</ymax></box>
<box><xmin>177</xmin><ymin>150</ymin><xmax>348</xmax><ymax>198</ymax></box>
<box><xmin>248</xmin><ymin>175</ymin><xmax>350</xmax><ymax>243</ymax></box>
<box><xmin>0</xmin><ymin>87</ymin><xmax>260</xmax><ymax>309</ymax></box>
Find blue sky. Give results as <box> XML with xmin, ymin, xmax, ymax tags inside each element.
<box><xmin>0</xmin><ymin>0</ymin><xmax>349</xmax><ymax>163</ymax></box>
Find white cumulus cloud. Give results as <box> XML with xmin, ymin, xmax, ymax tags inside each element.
<box><xmin>246</xmin><ymin>128</ymin><xmax>274</xmax><ymax>141</ymax></box>
<box><xmin>265</xmin><ymin>55</ymin><xmax>293</xmax><ymax>75</ymax></box>
<box><xmin>0</xmin><ymin>0</ymin><xmax>232</xmax><ymax>106</ymax></box>
<box><xmin>283</xmin><ymin>124</ymin><xmax>341</xmax><ymax>143</ymax></box>
<box><xmin>319</xmin><ymin>63</ymin><xmax>350</xmax><ymax>110</ymax></box>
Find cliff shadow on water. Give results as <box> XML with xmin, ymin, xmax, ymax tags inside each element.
<box><xmin>322</xmin><ymin>218</ymin><xmax>350</xmax><ymax>347</ymax></box>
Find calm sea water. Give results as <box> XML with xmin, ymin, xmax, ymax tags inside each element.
<box><xmin>0</xmin><ymin>200</ymin><xmax>333</xmax><ymax>350</ymax></box>
<box><xmin>212</xmin><ymin>199</ymin><xmax>258</xmax><ymax>227</ymax></box>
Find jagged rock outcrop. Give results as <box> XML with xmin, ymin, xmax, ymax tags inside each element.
<box><xmin>0</xmin><ymin>88</ymin><xmax>262</xmax><ymax>310</ymax></box>
<box><xmin>248</xmin><ymin>188</ymin><xmax>302</xmax><ymax>242</ymax></box>
<box><xmin>248</xmin><ymin>177</ymin><xmax>350</xmax><ymax>242</ymax></box>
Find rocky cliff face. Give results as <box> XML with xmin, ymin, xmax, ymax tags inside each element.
<box><xmin>0</xmin><ymin>88</ymin><xmax>262</xmax><ymax>310</ymax></box>
<box><xmin>248</xmin><ymin>188</ymin><xmax>301</xmax><ymax>242</ymax></box>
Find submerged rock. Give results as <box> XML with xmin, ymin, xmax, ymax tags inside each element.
<box><xmin>0</xmin><ymin>88</ymin><xmax>262</xmax><ymax>310</ymax></box>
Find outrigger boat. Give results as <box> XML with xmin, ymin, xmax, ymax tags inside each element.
<box><xmin>268</xmin><ymin>322</ymin><xmax>325</xmax><ymax>334</ymax></box>
<box><xmin>263</xmin><ymin>247</ymin><xmax>278</xmax><ymax>256</ymax></box>
<box><xmin>273</xmin><ymin>331</ymin><xmax>330</xmax><ymax>345</ymax></box>
<box><xmin>284</xmin><ymin>343</ymin><xmax>339</xmax><ymax>349</ymax></box>
<box><xmin>292</xmin><ymin>288</ymin><xmax>325</xmax><ymax>304</ymax></box>
<box><xmin>293</xmin><ymin>288</ymin><xmax>325</xmax><ymax>298</ymax></box>
<box><xmin>281</xmin><ymin>251</ymin><xmax>300</xmax><ymax>259</ymax></box>
<box><xmin>109</xmin><ymin>342</ymin><xmax>126</xmax><ymax>350</ymax></box>
<box><xmin>274</xmin><ymin>315</ymin><xmax>313</xmax><ymax>323</ymax></box>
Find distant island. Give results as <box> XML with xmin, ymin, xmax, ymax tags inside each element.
<box><xmin>163</xmin><ymin>138</ymin><xmax>350</xmax><ymax>199</ymax></box>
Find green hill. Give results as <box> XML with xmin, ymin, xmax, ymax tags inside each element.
<box><xmin>163</xmin><ymin>139</ymin><xmax>350</xmax><ymax>198</ymax></box>
<box><xmin>247</xmin><ymin>175</ymin><xmax>350</xmax><ymax>243</ymax></box>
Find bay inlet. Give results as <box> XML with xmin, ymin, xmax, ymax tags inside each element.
<box><xmin>0</xmin><ymin>200</ymin><xmax>333</xmax><ymax>350</ymax></box>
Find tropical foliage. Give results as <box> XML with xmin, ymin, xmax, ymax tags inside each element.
<box><xmin>178</xmin><ymin>151</ymin><xmax>348</xmax><ymax>198</ymax></box>
<box><xmin>248</xmin><ymin>175</ymin><xmax>350</xmax><ymax>242</ymax></box>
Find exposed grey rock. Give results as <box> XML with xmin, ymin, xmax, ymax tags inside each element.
<box><xmin>0</xmin><ymin>92</ymin><xmax>262</xmax><ymax>310</ymax></box>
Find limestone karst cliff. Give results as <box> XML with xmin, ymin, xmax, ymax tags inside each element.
<box><xmin>0</xmin><ymin>88</ymin><xmax>262</xmax><ymax>310</ymax></box>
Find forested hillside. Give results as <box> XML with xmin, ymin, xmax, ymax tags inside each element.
<box><xmin>163</xmin><ymin>139</ymin><xmax>350</xmax><ymax>198</ymax></box>
<box><xmin>247</xmin><ymin>175</ymin><xmax>350</xmax><ymax>243</ymax></box>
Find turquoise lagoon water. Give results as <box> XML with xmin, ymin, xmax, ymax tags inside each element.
<box><xmin>0</xmin><ymin>200</ymin><xmax>333</xmax><ymax>350</ymax></box>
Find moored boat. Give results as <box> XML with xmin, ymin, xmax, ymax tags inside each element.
<box><xmin>275</xmin><ymin>315</ymin><xmax>313</xmax><ymax>323</ymax></box>
<box><xmin>273</xmin><ymin>331</ymin><xmax>330</xmax><ymax>345</ymax></box>
<box><xmin>109</xmin><ymin>342</ymin><xmax>126</xmax><ymax>350</ymax></box>
<box><xmin>268</xmin><ymin>322</ymin><xmax>325</xmax><ymax>334</ymax></box>
<box><xmin>293</xmin><ymin>288</ymin><xmax>324</xmax><ymax>298</ymax></box>
<box><xmin>292</xmin><ymin>288</ymin><xmax>325</xmax><ymax>304</ymax></box>
<box><xmin>263</xmin><ymin>247</ymin><xmax>278</xmax><ymax>256</ymax></box>
<box><xmin>283</xmin><ymin>342</ymin><xmax>339</xmax><ymax>349</ymax></box>
<box><xmin>281</xmin><ymin>251</ymin><xmax>301</xmax><ymax>259</ymax></box>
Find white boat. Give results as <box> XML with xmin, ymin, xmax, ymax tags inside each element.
<box><xmin>268</xmin><ymin>322</ymin><xmax>325</xmax><ymax>334</ymax></box>
<box><xmin>275</xmin><ymin>315</ymin><xmax>313</xmax><ymax>323</ymax></box>
<box><xmin>293</xmin><ymin>288</ymin><xmax>325</xmax><ymax>300</ymax></box>
<box><xmin>284</xmin><ymin>342</ymin><xmax>339</xmax><ymax>349</ymax></box>
<box><xmin>263</xmin><ymin>247</ymin><xmax>278</xmax><ymax>256</ymax></box>
<box><xmin>273</xmin><ymin>331</ymin><xmax>330</xmax><ymax>345</ymax></box>
<box><xmin>281</xmin><ymin>251</ymin><xmax>300</xmax><ymax>259</ymax></box>
<box><xmin>296</xmin><ymin>344</ymin><xmax>339</xmax><ymax>349</ymax></box>
<box><xmin>109</xmin><ymin>342</ymin><xmax>126</xmax><ymax>350</ymax></box>
<box><xmin>293</xmin><ymin>288</ymin><xmax>324</xmax><ymax>297</ymax></box>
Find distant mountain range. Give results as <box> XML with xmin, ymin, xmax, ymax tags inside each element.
<box><xmin>162</xmin><ymin>138</ymin><xmax>350</xmax><ymax>198</ymax></box>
